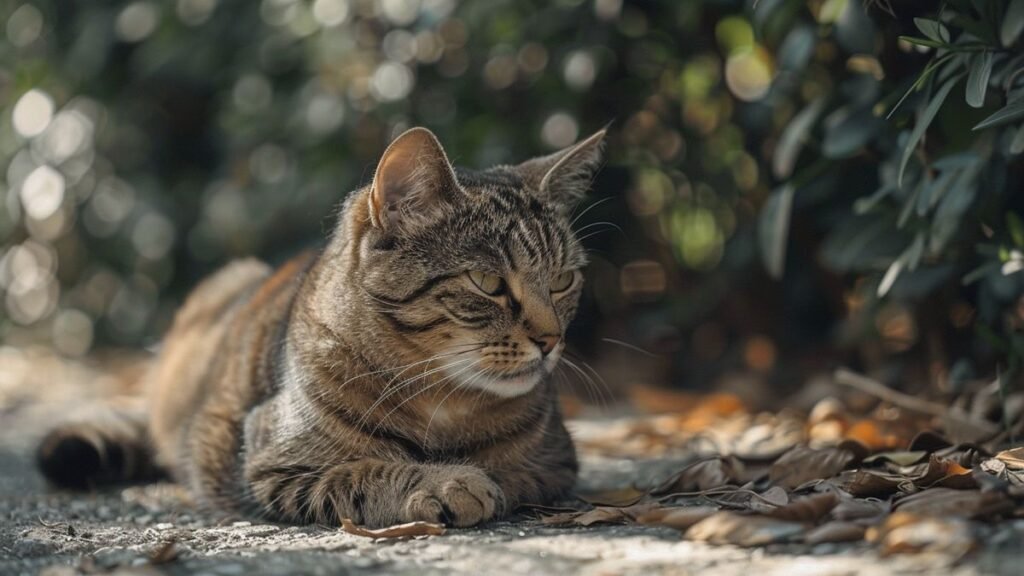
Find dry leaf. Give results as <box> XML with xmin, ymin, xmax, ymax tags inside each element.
<box><xmin>629</xmin><ymin>386</ymin><xmax>745</xmax><ymax>418</ymax></box>
<box><xmin>803</xmin><ymin>521</ymin><xmax>866</xmax><ymax>544</ymax></box>
<box><xmin>685</xmin><ymin>512</ymin><xmax>805</xmax><ymax>546</ymax></box>
<box><xmin>913</xmin><ymin>454</ymin><xmax>977</xmax><ymax>489</ymax></box>
<box><xmin>769</xmin><ymin>446</ymin><xmax>858</xmax><ymax>489</ymax></box>
<box><xmin>994</xmin><ymin>447</ymin><xmax>1024</xmax><ymax>470</ymax></box>
<box><xmin>893</xmin><ymin>487</ymin><xmax>1014</xmax><ymax>519</ymax></box>
<box><xmin>830</xmin><ymin>496</ymin><xmax>889</xmax><ymax>521</ymax></box>
<box><xmin>636</xmin><ymin>506</ymin><xmax>719</xmax><ymax>530</ymax></box>
<box><xmin>768</xmin><ymin>492</ymin><xmax>839</xmax><ymax>523</ymax></box>
<box><xmin>908</xmin><ymin>430</ymin><xmax>952</xmax><ymax>452</ymax></box>
<box><xmin>541</xmin><ymin>503</ymin><xmax>654</xmax><ymax>527</ymax></box>
<box><xmin>746</xmin><ymin>486</ymin><xmax>789</xmax><ymax>514</ymax></box>
<box><xmin>579</xmin><ymin>486</ymin><xmax>647</xmax><ymax>507</ymax></box>
<box><xmin>862</xmin><ymin>450</ymin><xmax>929</xmax><ymax>466</ymax></box>
<box><xmin>837</xmin><ymin>469</ymin><xmax>906</xmax><ymax>497</ymax></box>
<box><xmin>868</xmin><ymin>512</ymin><xmax>976</xmax><ymax>558</ymax></box>
<box><xmin>653</xmin><ymin>458</ymin><xmax>736</xmax><ymax>495</ymax></box>
<box><xmin>341</xmin><ymin>519</ymin><xmax>445</xmax><ymax>539</ymax></box>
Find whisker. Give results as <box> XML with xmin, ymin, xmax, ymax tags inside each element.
<box><xmin>569</xmin><ymin>196</ymin><xmax>614</xmax><ymax>229</ymax></box>
<box><xmin>600</xmin><ymin>337</ymin><xmax>660</xmax><ymax>358</ymax></box>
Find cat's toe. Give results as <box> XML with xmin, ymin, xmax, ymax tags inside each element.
<box><xmin>403</xmin><ymin>490</ymin><xmax>446</xmax><ymax>524</ymax></box>
<box><xmin>402</xmin><ymin>471</ymin><xmax>505</xmax><ymax>527</ymax></box>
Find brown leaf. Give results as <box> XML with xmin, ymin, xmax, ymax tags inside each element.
<box><xmin>803</xmin><ymin>521</ymin><xmax>866</xmax><ymax>544</ymax></box>
<box><xmin>769</xmin><ymin>446</ymin><xmax>858</xmax><ymax>489</ymax></box>
<box><xmin>653</xmin><ymin>458</ymin><xmax>736</xmax><ymax>495</ymax></box>
<box><xmin>768</xmin><ymin>492</ymin><xmax>839</xmax><ymax>523</ymax></box>
<box><xmin>862</xmin><ymin>450</ymin><xmax>929</xmax><ymax>466</ymax></box>
<box><xmin>541</xmin><ymin>503</ymin><xmax>655</xmax><ymax>527</ymax></box>
<box><xmin>830</xmin><ymin>496</ymin><xmax>889</xmax><ymax>521</ymax></box>
<box><xmin>684</xmin><ymin>512</ymin><xmax>805</xmax><ymax>546</ymax></box>
<box><xmin>744</xmin><ymin>486</ymin><xmax>789</xmax><ymax>515</ymax></box>
<box><xmin>868</xmin><ymin>512</ymin><xmax>976</xmax><ymax>558</ymax></box>
<box><xmin>845</xmin><ymin>419</ymin><xmax>910</xmax><ymax>451</ymax></box>
<box><xmin>914</xmin><ymin>454</ymin><xmax>977</xmax><ymax>489</ymax></box>
<box><xmin>894</xmin><ymin>487</ymin><xmax>1014</xmax><ymax>519</ymax></box>
<box><xmin>908</xmin><ymin>430</ymin><xmax>952</xmax><ymax>452</ymax></box>
<box><xmin>994</xmin><ymin>447</ymin><xmax>1024</xmax><ymax>470</ymax></box>
<box><xmin>837</xmin><ymin>469</ymin><xmax>906</xmax><ymax>498</ymax></box>
<box><xmin>578</xmin><ymin>486</ymin><xmax>647</xmax><ymax>507</ymax></box>
<box><xmin>636</xmin><ymin>506</ymin><xmax>719</xmax><ymax>530</ymax></box>
<box><xmin>341</xmin><ymin>519</ymin><xmax>445</xmax><ymax>539</ymax></box>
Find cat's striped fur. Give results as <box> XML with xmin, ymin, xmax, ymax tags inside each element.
<box><xmin>37</xmin><ymin>127</ymin><xmax>605</xmax><ymax>527</ymax></box>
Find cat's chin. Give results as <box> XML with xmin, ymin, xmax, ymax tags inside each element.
<box><xmin>462</xmin><ymin>370</ymin><xmax>544</xmax><ymax>398</ymax></box>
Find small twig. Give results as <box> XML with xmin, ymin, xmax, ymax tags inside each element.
<box><xmin>833</xmin><ymin>368</ymin><xmax>999</xmax><ymax>434</ymax></box>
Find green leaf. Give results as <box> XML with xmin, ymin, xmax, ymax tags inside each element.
<box><xmin>973</xmin><ymin>96</ymin><xmax>1024</xmax><ymax>130</ymax></box>
<box><xmin>759</xmin><ymin>184</ymin><xmax>795</xmax><ymax>279</ymax></box>
<box><xmin>822</xmin><ymin>106</ymin><xmax>883</xmax><ymax>159</ymax></box>
<box><xmin>899</xmin><ymin>35</ymin><xmax>947</xmax><ymax>49</ymax></box>
<box><xmin>965</xmin><ymin>51</ymin><xmax>993</xmax><ymax>108</ymax></box>
<box><xmin>1009</xmin><ymin>212</ymin><xmax>1024</xmax><ymax>247</ymax></box>
<box><xmin>914</xmin><ymin>17</ymin><xmax>951</xmax><ymax>43</ymax></box>
<box><xmin>854</xmin><ymin>185</ymin><xmax>894</xmax><ymax>214</ymax></box>
<box><xmin>773</xmin><ymin>98</ymin><xmax>825</xmax><ymax>179</ymax></box>
<box><xmin>1002</xmin><ymin>0</ymin><xmax>1024</xmax><ymax>47</ymax></box>
<box><xmin>898</xmin><ymin>75</ymin><xmax>961</xmax><ymax>188</ymax></box>
<box><xmin>1010</xmin><ymin>124</ymin><xmax>1024</xmax><ymax>154</ymax></box>
<box><xmin>962</xmin><ymin>261</ymin><xmax>1001</xmax><ymax>285</ymax></box>
<box><xmin>877</xmin><ymin>256</ymin><xmax>904</xmax><ymax>297</ymax></box>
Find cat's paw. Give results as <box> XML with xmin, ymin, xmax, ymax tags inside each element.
<box><xmin>403</xmin><ymin>468</ymin><xmax>505</xmax><ymax>527</ymax></box>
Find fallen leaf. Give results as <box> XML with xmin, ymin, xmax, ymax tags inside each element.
<box><xmin>768</xmin><ymin>492</ymin><xmax>839</xmax><ymax>523</ymax></box>
<box><xmin>894</xmin><ymin>488</ymin><xmax>1014</xmax><ymax>519</ymax></box>
<box><xmin>803</xmin><ymin>521</ymin><xmax>866</xmax><ymax>544</ymax></box>
<box><xmin>908</xmin><ymin>430</ymin><xmax>952</xmax><ymax>452</ymax></box>
<box><xmin>769</xmin><ymin>446</ymin><xmax>858</xmax><ymax>489</ymax></box>
<box><xmin>994</xmin><ymin>447</ymin><xmax>1024</xmax><ymax>470</ymax></box>
<box><xmin>913</xmin><ymin>454</ymin><xmax>977</xmax><ymax>489</ymax></box>
<box><xmin>637</xmin><ymin>506</ymin><xmax>719</xmax><ymax>530</ymax></box>
<box><xmin>579</xmin><ymin>486</ymin><xmax>647</xmax><ymax>507</ymax></box>
<box><xmin>653</xmin><ymin>458</ymin><xmax>736</xmax><ymax>495</ymax></box>
<box><xmin>830</xmin><ymin>496</ymin><xmax>890</xmax><ymax>521</ymax></box>
<box><xmin>684</xmin><ymin>512</ymin><xmax>805</xmax><ymax>546</ymax></box>
<box><xmin>541</xmin><ymin>503</ymin><xmax>654</xmax><ymax>527</ymax></box>
<box><xmin>862</xmin><ymin>450</ymin><xmax>929</xmax><ymax>466</ymax></box>
<box><xmin>629</xmin><ymin>386</ymin><xmax>745</xmax><ymax>418</ymax></box>
<box><xmin>868</xmin><ymin>512</ymin><xmax>976</xmax><ymax>558</ymax></box>
<box><xmin>341</xmin><ymin>519</ymin><xmax>445</xmax><ymax>539</ymax></box>
<box><xmin>746</xmin><ymin>486</ymin><xmax>789</xmax><ymax>514</ymax></box>
<box><xmin>837</xmin><ymin>469</ymin><xmax>906</xmax><ymax>498</ymax></box>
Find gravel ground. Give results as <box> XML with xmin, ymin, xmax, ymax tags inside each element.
<box><xmin>1</xmin><ymin>349</ymin><xmax>1022</xmax><ymax>575</ymax></box>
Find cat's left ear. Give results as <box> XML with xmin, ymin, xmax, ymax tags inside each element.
<box><xmin>517</xmin><ymin>128</ymin><xmax>607</xmax><ymax>207</ymax></box>
<box><xmin>368</xmin><ymin>127</ymin><xmax>460</xmax><ymax>232</ymax></box>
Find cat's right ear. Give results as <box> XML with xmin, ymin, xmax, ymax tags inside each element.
<box><xmin>368</xmin><ymin>127</ymin><xmax>460</xmax><ymax>232</ymax></box>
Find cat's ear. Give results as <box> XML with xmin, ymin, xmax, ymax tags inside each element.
<box><xmin>517</xmin><ymin>129</ymin><xmax>606</xmax><ymax>206</ymax></box>
<box><xmin>369</xmin><ymin>127</ymin><xmax>459</xmax><ymax>231</ymax></box>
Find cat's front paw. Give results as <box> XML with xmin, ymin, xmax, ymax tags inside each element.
<box><xmin>403</xmin><ymin>468</ymin><xmax>505</xmax><ymax>527</ymax></box>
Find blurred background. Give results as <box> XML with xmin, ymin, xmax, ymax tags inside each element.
<box><xmin>1</xmin><ymin>0</ymin><xmax>1023</xmax><ymax>407</ymax></box>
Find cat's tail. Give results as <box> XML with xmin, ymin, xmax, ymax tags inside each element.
<box><xmin>36</xmin><ymin>398</ymin><xmax>164</xmax><ymax>489</ymax></box>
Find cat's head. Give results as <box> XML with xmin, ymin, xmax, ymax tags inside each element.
<box><xmin>339</xmin><ymin>127</ymin><xmax>604</xmax><ymax>398</ymax></box>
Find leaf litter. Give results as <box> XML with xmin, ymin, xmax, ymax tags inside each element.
<box><xmin>546</xmin><ymin>368</ymin><xmax>1024</xmax><ymax>557</ymax></box>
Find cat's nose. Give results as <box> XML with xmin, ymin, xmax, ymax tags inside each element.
<box><xmin>530</xmin><ymin>335</ymin><xmax>560</xmax><ymax>356</ymax></box>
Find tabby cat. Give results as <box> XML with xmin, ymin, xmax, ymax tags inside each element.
<box><xmin>36</xmin><ymin>127</ymin><xmax>605</xmax><ymax>527</ymax></box>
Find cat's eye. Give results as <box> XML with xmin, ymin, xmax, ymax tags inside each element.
<box><xmin>551</xmin><ymin>271</ymin><xmax>576</xmax><ymax>293</ymax></box>
<box><xmin>468</xmin><ymin>271</ymin><xmax>506</xmax><ymax>296</ymax></box>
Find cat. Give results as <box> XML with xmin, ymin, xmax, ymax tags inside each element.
<box><xmin>36</xmin><ymin>126</ymin><xmax>606</xmax><ymax>527</ymax></box>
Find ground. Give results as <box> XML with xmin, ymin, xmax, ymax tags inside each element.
<box><xmin>1</xmin><ymin>348</ymin><xmax>1021</xmax><ymax>575</ymax></box>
